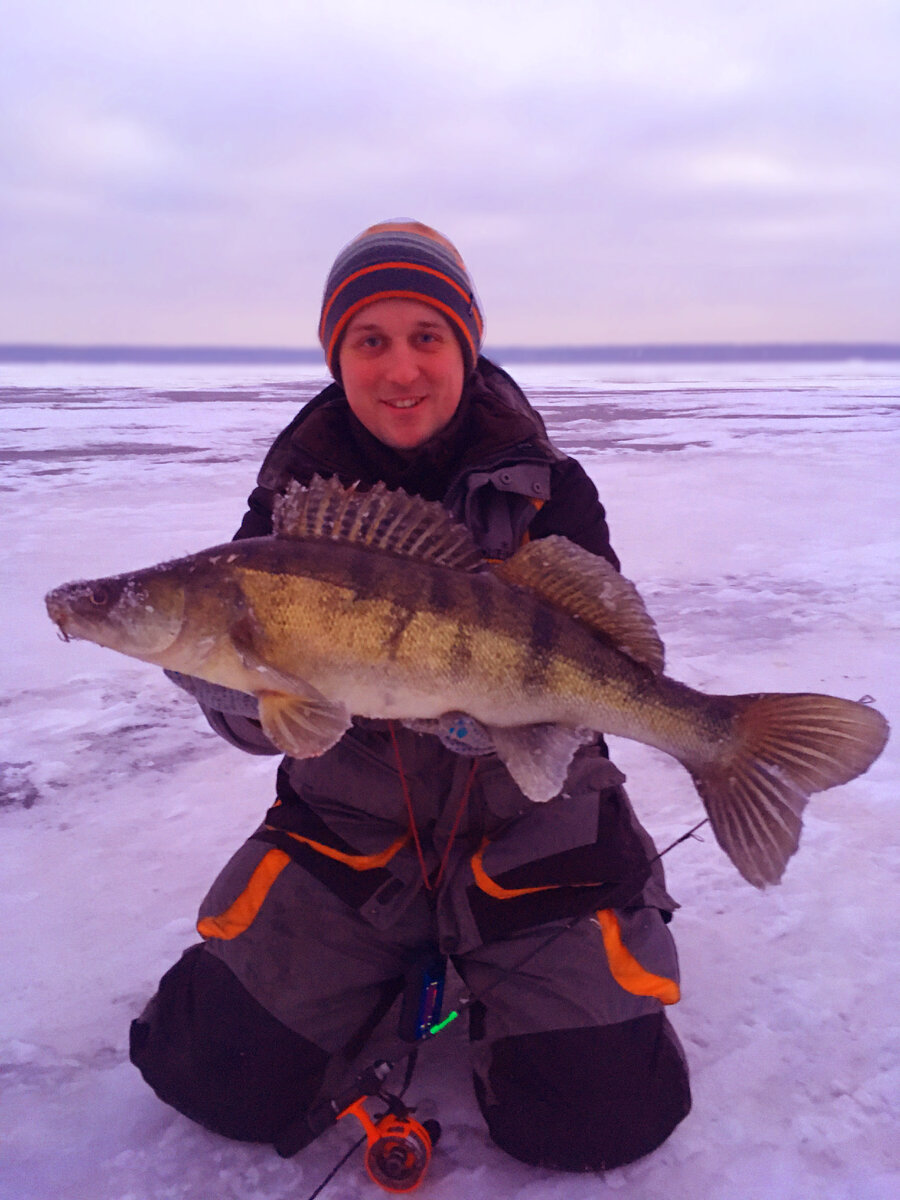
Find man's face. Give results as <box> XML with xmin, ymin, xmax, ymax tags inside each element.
<box><xmin>338</xmin><ymin>298</ymin><xmax>465</xmax><ymax>451</ymax></box>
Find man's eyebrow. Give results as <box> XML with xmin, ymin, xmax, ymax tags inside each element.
<box><xmin>348</xmin><ymin>318</ymin><xmax>445</xmax><ymax>332</ymax></box>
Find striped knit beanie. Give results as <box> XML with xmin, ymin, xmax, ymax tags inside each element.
<box><xmin>319</xmin><ymin>221</ymin><xmax>485</xmax><ymax>379</ymax></box>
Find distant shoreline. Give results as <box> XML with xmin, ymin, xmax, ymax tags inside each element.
<box><xmin>2</xmin><ymin>343</ymin><xmax>899</xmax><ymax>365</ymax></box>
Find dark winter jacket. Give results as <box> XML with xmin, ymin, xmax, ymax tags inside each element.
<box><xmin>202</xmin><ymin>358</ymin><xmax>673</xmax><ymax>949</ymax></box>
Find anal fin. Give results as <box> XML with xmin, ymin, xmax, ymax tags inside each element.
<box><xmin>488</xmin><ymin>723</ymin><xmax>596</xmax><ymax>802</ymax></box>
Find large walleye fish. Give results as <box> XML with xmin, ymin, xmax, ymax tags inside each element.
<box><xmin>46</xmin><ymin>476</ymin><xmax>888</xmax><ymax>887</ymax></box>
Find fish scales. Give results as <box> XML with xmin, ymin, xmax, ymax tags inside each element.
<box><xmin>229</xmin><ymin>537</ymin><xmax>599</xmax><ymax>724</ymax></box>
<box><xmin>45</xmin><ymin>478</ymin><xmax>889</xmax><ymax>889</ymax></box>
<box><xmin>230</xmin><ymin>537</ymin><xmax>765</xmax><ymax>759</ymax></box>
<box><xmin>85</xmin><ymin>538</ymin><xmax>787</xmax><ymax>748</ymax></box>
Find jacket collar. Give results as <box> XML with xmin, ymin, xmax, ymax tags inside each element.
<box><xmin>282</xmin><ymin>357</ymin><xmax>562</xmax><ymax>502</ymax></box>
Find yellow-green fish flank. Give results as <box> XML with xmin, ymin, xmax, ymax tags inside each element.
<box><xmin>45</xmin><ymin>477</ymin><xmax>889</xmax><ymax>889</ymax></box>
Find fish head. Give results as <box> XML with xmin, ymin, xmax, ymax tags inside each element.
<box><xmin>45</xmin><ymin>566</ymin><xmax>187</xmax><ymax>663</ymax></box>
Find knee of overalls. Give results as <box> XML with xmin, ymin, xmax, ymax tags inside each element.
<box><xmin>472</xmin><ymin>1010</ymin><xmax>691</xmax><ymax>1170</ymax></box>
<box><xmin>459</xmin><ymin>898</ymin><xmax>690</xmax><ymax>1170</ymax></box>
<box><xmin>129</xmin><ymin>943</ymin><xmax>330</xmax><ymax>1144</ymax></box>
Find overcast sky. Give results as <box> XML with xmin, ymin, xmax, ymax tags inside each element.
<box><xmin>1</xmin><ymin>0</ymin><xmax>898</xmax><ymax>347</ymax></box>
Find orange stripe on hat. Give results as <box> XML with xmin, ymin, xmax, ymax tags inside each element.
<box><xmin>319</xmin><ymin>261</ymin><xmax>483</xmax><ymax>341</ymax></box>
<box><xmin>318</xmin><ymin>222</ymin><xmax>484</xmax><ymax>377</ymax></box>
<box><xmin>326</xmin><ymin>289</ymin><xmax>478</xmax><ymax>372</ymax></box>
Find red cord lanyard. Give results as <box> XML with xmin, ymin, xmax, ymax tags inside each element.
<box><xmin>388</xmin><ymin>721</ymin><xmax>478</xmax><ymax>892</ymax></box>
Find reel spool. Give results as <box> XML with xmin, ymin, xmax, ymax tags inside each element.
<box><xmin>340</xmin><ymin>1096</ymin><xmax>440</xmax><ymax>1193</ymax></box>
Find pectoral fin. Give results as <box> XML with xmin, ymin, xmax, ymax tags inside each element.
<box><xmin>257</xmin><ymin>689</ymin><xmax>351</xmax><ymax>759</ymax></box>
<box><xmin>228</xmin><ymin>611</ymin><xmax>351</xmax><ymax>757</ymax></box>
<box><xmin>488</xmin><ymin>723</ymin><xmax>596</xmax><ymax>802</ymax></box>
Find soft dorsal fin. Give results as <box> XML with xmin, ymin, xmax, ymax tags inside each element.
<box><xmin>495</xmin><ymin>535</ymin><xmax>665</xmax><ymax>673</ymax></box>
<box><xmin>273</xmin><ymin>476</ymin><xmax>484</xmax><ymax>571</ymax></box>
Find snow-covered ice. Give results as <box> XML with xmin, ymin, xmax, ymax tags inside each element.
<box><xmin>1</xmin><ymin>358</ymin><xmax>897</xmax><ymax>1200</ymax></box>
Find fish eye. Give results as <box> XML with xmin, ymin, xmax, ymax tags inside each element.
<box><xmin>90</xmin><ymin>586</ymin><xmax>109</xmax><ymax>606</ymax></box>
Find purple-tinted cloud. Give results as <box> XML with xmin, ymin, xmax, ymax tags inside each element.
<box><xmin>1</xmin><ymin>0</ymin><xmax>897</xmax><ymax>343</ymax></box>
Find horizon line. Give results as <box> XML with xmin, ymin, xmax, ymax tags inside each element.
<box><xmin>2</xmin><ymin>341</ymin><xmax>900</xmax><ymax>365</ymax></box>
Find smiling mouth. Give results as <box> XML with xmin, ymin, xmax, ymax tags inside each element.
<box><xmin>381</xmin><ymin>397</ymin><xmax>425</xmax><ymax>410</ymax></box>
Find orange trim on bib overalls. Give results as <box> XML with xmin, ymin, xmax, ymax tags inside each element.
<box><xmin>197</xmin><ymin>830</ymin><xmax>411</xmax><ymax>941</ymax></box>
<box><xmin>273</xmin><ymin>826</ymin><xmax>411</xmax><ymax>870</ymax></box>
<box><xmin>594</xmin><ymin>908</ymin><xmax>681</xmax><ymax>1005</ymax></box>
<box><xmin>470</xmin><ymin>839</ymin><xmax>561</xmax><ymax>898</ymax></box>
<box><xmin>197</xmin><ymin>847</ymin><xmax>291</xmax><ymax>940</ymax></box>
<box><xmin>470</xmin><ymin>837</ymin><xmax>609</xmax><ymax>900</ymax></box>
<box><xmin>522</xmin><ymin>496</ymin><xmax>546</xmax><ymax>543</ymax></box>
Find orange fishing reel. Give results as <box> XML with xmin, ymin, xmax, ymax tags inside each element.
<box><xmin>338</xmin><ymin>1093</ymin><xmax>440</xmax><ymax>1193</ymax></box>
<box><xmin>277</xmin><ymin>955</ymin><xmax>452</xmax><ymax>1192</ymax></box>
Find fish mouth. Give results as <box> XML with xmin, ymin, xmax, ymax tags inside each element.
<box><xmin>45</xmin><ymin>590</ymin><xmax>72</xmax><ymax>641</ymax></box>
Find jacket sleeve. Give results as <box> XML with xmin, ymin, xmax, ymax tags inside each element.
<box><xmin>233</xmin><ymin>485</ymin><xmax>276</xmax><ymax>540</ymax></box>
<box><xmin>197</xmin><ymin>475</ymin><xmax>282</xmax><ymax>749</ymax></box>
<box><xmin>529</xmin><ymin>457</ymin><xmax>621</xmax><ymax>570</ymax></box>
<box><xmin>198</xmin><ymin>474</ymin><xmax>278</xmax><ymax>747</ymax></box>
<box><xmin>165</xmin><ymin>665</ymin><xmax>281</xmax><ymax>757</ymax></box>
<box><xmin>200</xmin><ymin>708</ymin><xmax>281</xmax><ymax>756</ymax></box>
<box><xmin>195</xmin><ymin>392</ymin><xmax>337</xmax><ymax>750</ymax></box>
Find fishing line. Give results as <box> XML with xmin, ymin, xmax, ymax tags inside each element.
<box><xmin>306</xmin><ymin>1134</ymin><xmax>367</xmax><ymax>1200</ymax></box>
<box><xmin>299</xmin><ymin>813</ymin><xmax>709</xmax><ymax>1198</ymax></box>
<box><xmin>388</xmin><ymin>721</ymin><xmax>477</xmax><ymax>893</ymax></box>
<box><xmin>453</xmin><ymin>814</ymin><xmax>710</xmax><ymax>1011</ymax></box>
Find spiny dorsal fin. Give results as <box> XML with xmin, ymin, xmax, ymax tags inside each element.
<box><xmin>273</xmin><ymin>476</ymin><xmax>484</xmax><ymax>571</ymax></box>
<box><xmin>495</xmin><ymin>535</ymin><xmax>665</xmax><ymax>673</ymax></box>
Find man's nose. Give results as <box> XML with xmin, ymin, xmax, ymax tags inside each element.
<box><xmin>383</xmin><ymin>343</ymin><xmax>421</xmax><ymax>386</ymax></box>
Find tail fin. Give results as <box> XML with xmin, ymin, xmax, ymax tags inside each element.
<box><xmin>688</xmin><ymin>694</ymin><xmax>888</xmax><ymax>888</ymax></box>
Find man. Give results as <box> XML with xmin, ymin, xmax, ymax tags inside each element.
<box><xmin>131</xmin><ymin>221</ymin><xmax>691</xmax><ymax>1171</ymax></box>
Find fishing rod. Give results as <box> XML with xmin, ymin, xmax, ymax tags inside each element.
<box><xmin>285</xmin><ymin>815</ymin><xmax>709</xmax><ymax>1197</ymax></box>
